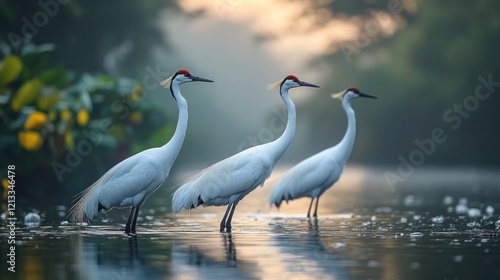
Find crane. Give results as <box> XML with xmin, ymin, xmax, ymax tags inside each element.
<box><xmin>172</xmin><ymin>75</ymin><xmax>319</xmax><ymax>232</ymax></box>
<box><xmin>270</xmin><ymin>87</ymin><xmax>376</xmax><ymax>218</ymax></box>
<box><xmin>68</xmin><ymin>69</ymin><xmax>213</xmax><ymax>234</ymax></box>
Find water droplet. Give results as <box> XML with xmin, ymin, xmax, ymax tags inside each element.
<box><xmin>399</xmin><ymin>217</ymin><xmax>408</xmax><ymax>223</ymax></box>
<box><xmin>455</xmin><ymin>204</ymin><xmax>469</xmax><ymax>214</ymax></box>
<box><xmin>485</xmin><ymin>206</ymin><xmax>494</xmax><ymax>216</ymax></box>
<box><xmin>453</xmin><ymin>255</ymin><xmax>463</xmax><ymax>262</ymax></box>
<box><xmin>466</xmin><ymin>221</ymin><xmax>481</xmax><ymax>228</ymax></box>
<box><xmin>458</xmin><ymin>198</ymin><xmax>468</xmax><ymax>206</ymax></box>
<box><xmin>375</xmin><ymin>207</ymin><xmax>392</xmax><ymax>214</ymax></box>
<box><xmin>443</xmin><ymin>196</ymin><xmax>454</xmax><ymax>205</ymax></box>
<box><xmin>431</xmin><ymin>216</ymin><xmax>444</xmax><ymax>223</ymax></box>
<box><xmin>404</xmin><ymin>195</ymin><xmax>416</xmax><ymax>206</ymax></box>
<box><xmin>409</xmin><ymin>232</ymin><xmax>423</xmax><ymax>237</ymax></box>
<box><xmin>24</xmin><ymin>212</ymin><xmax>41</xmax><ymax>228</ymax></box>
<box><xmin>55</xmin><ymin>205</ymin><xmax>67</xmax><ymax>211</ymax></box>
<box><xmin>370</xmin><ymin>215</ymin><xmax>377</xmax><ymax>222</ymax></box>
<box><xmin>334</xmin><ymin>242</ymin><xmax>346</xmax><ymax>248</ymax></box>
<box><xmin>467</xmin><ymin>208</ymin><xmax>481</xmax><ymax>218</ymax></box>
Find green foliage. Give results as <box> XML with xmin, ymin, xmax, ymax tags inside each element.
<box><xmin>306</xmin><ymin>0</ymin><xmax>500</xmax><ymax>166</ymax></box>
<box><xmin>0</xmin><ymin>44</ymin><xmax>171</xmax><ymax>200</ymax></box>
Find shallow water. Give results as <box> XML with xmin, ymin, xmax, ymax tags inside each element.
<box><xmin>1</xmin><ymin>167</ymin><xmax>500</xmax><ymax>279</ymax></box>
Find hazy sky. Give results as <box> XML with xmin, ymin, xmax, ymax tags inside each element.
<box><xmin>154</xmin><ymin>0</ymin><xmax>406</xmax><ymax>171</ymax></box>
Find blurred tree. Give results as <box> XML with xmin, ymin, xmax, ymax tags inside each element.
<box><xmin>303</xmin><ymin>0</ymin><xmax>500</xmax><ymax>166</ymax></box>
<box><xmin>0</xmin><ymin>0</ymin><xmax>176</xmax><ymax>77</ymax></box>
<box><xmin>0</xmin><ymin>45</ymin><xmax>172</xmax><ymax>207</ymax></box>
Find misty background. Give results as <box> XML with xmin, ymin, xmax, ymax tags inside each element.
<box><xmin>0</xmin><ymin>0</ymin><xmax>499</xmax><ymax>206</ymax></box>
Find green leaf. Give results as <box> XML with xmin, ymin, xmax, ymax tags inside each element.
<box><xmin>37</xmin><ymin>90</ymin><xmax>61</xmax><ymax>111</ymax></box>
<box><xmin>0</xmin><ymin>55</ymin><xmax>23</xmax><ymax>87</ymax></box>
<box><xmin>39</xmin><ymin>67</ymin><xmax>69</xmax><ymax>89</ymax></box>
<box><xmin>11</xmin><ymin>79</ymin><xmax>43</xmax><ymax>111</ymax></box>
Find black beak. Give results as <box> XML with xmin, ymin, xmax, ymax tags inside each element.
<box><xmin>190</xmin><ymin>75</ymin><xmax>214</xmax><ymax>83</ymax></box>
<box><xmin>297</xmin><ymin>80</ymin><xmax>320</xmax><ymax>88</ymax></box>
<box><xmin>358</xmin><ymin>92</ymin><xmax>377</xmax><ymax>99</ymax></box>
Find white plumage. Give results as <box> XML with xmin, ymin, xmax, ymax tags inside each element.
<box><xmin>68</xmin><ymin>69</ymin><xmax>213</xmax><ymax>234</ymax></box>
<box><xmin>172</xmin><ymin>75</ymin><xmax>319</xmax><ymax>232</ymax></box>
<box><xmin>270</xmin><ymin>87</ymin><xmax>376</xmax><ymax>218</ymax></box>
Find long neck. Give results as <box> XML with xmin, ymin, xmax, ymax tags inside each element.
<box><xmin>158</xmin><ymin>84</ymin><xmax>188</xmax><ymax>166</ymax></box>
<box><xmin>267</xmin><ymin>88</ymin><xmax>296</xmax><ymax>161</ymax></box>
<box><xmin>335</xmin><ymin>97</ymin><xmax>356</xmax><ymax>165</ymax></box>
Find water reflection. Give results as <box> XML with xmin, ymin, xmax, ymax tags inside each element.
<box><xmin>172</xmin><ymin>233</ymin><xmax>260</xmax><ymax>279</ymax></box>
<box><xmin>2</xmin><ymin>167</ymin><xmax>500</xmax><ymax>279</ymax></box>
<box><xmin>268</xmin><ymin>218</ymin><xmax>350</xmax><ymax>280</ymax></box>
<box><xmin>71</xmin><ymin>232</ymin><xmax>171</xmax><ymax>280</ymax></box>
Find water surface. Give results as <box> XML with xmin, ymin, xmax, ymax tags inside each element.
<box><xmin>1</xmin><ymin>167</ymin><xmax>499</xmax><ymax>279</ymax></box>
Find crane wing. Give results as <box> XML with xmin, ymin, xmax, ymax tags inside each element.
<box><xmin>70</xmin><ymin>152</ymin><xmax>164</xmax><ymax>222</ymax></box>
<box><xmin>97</xmin><ymin>159</ymin><xmax>161</xmax><ymax>208</ymax></box>
<box><xmin>270</xmin><ymin>150</ymin><xmax>341</xmax><ymax>206</ymax></box>
<box><xmin>173</xmin><ymin>148</ymin><xmax>273</xmax><ymax>211</ymax></box>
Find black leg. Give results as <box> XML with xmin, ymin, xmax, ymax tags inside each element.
<box><xmin>307</xmin><ymin>198</ymin><xmax>314</xmax><ymax>218</ymax></box>
<box><xmin>130</xmin><ymin>203</ymin><xmax>142</xmax><ymax>234</ymax></box>
<box><xmin>313</xmin><ymin>196</ymin><xmax>319</xmax><ymax>218</ymax></box>
<box><xmin>220</xmin><ymin>204</ymin><xmax>232</xmax><ymax>232</ymax></box>
<box><xmin>225</xmin><ymin>201</ymin><xmax>238</xmax><ymax>233</ymax></box>
<box><xmin>125</xmin><ymin>206</ymin><xmax>136</xmax><ymax>234</ymax></box>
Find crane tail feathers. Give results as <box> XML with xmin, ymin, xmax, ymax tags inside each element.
<box><xmin>68</xmin><ymin>173</ymin><xmax>109</xmax><ymax>224</ymax></box>
<box><xmin>172</xmin><ymin>183</ymin><xmax>204</xmax><ymax>213</ymax></box>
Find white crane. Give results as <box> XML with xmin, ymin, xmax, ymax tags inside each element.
<box><xmin>172</xmin><ymin>75</ymin><xmax>319</xmax><ymax>232</ymax></box>
<box><xmin>68</xmin><ymin>69</ymin><xmax>213</xmax><ymax>234</ymax></box>
<box><xmin>270</xmin><ymin>87</ymin><xmax>376</xmax><ymax>218</ymax></box>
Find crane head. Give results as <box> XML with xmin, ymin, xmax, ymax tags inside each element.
<box><xmin>267</xmin><ymin>75</ymin><xmax>320</xmax><ymax>92</ymax></box>
<box><xmin>332</xmin><ymin>87</ymin><xmax>377</xmax><ymax>100</ymax></box>
<box><xmin>160</xmin><ymin>69</ymin><xmax>214</xmax><ymax>89</ymax></box>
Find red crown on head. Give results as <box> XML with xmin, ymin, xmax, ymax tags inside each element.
<box><xmin>347</xmin><ymin>87</ymin><xmax>360</xmax><ymax>93</ymax></box>
<box><xmin>285</xmin><ymin>75</ymin><xmax>299</xmax><ymax>81</ymax></box>
<box><xmin>177</xmin><ymin>69</ymin><xmax>191</xmax><ymax>76</ymax></box>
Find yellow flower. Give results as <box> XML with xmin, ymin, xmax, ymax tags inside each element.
<box><xmin>129</xmin><ymin>111</ymin><xmax>143</xmax><ymax>123</ymax></box>
<box><xmin>18</xmin><ymin>130</ymin><xmax>44</xmax><ymax>151</ymax></box>
<box><xmin>60</xmin><ymin>109</ymin><xmax>72</xmax><ymax>121</ymax></box>
<box><xmin>129</xmin><ymin>85</ymin><xmax>143</xmax><ymax>102</ymax></box>
<box><xmin>24</xmin><ymin>111</ymin><xmax>48</xmax><ymax>130</ymax></box>
<box><xmin>2</xmin><ymin>179</ymin><xmax>8</xmax><ymax>200</ymax></box>
<box><xmin>77</xmin><ymin>109</ymin><xmax>89</xmax><ymax>127</ymax></box>
<box><xmin>11</xmin><ymin>79</ymin><xmax>42</xmax><ymax>112</ymax></box>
